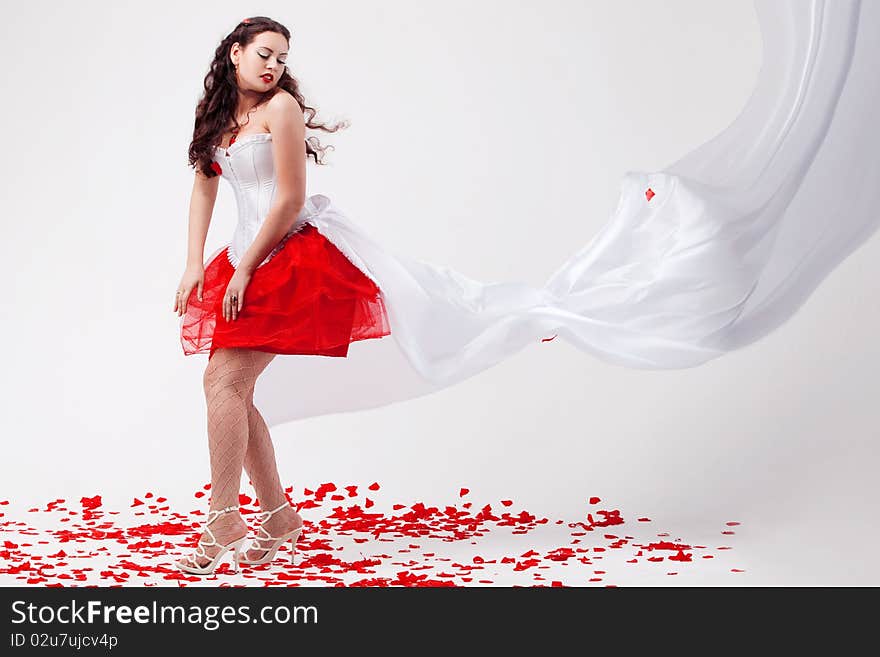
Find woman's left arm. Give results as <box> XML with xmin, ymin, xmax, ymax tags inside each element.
<box><xmin>235</xmin><ymin>91</ymin><xmax>307</xmax><ymax>275</ymax></box>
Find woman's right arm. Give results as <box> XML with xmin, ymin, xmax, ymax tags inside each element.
<box><xmin>186</xmin><ymin>168</ymin><xmax>220</xmax><ymax>269</ymax></box>
<box><xmin>174</xmin><ymin>169</ymin><xmax>220</xmax><ymax>315</ymax></box>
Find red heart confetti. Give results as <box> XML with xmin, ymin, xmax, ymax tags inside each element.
<box><xmin>0</xmin><ymin>484</ymin><xmax>744</xmax><ymax>587</ymax></box>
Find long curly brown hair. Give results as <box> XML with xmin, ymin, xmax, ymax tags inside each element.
<box><xmin>189</xmin><ymin>16</ymin><xmax>348</xmax><ymax>178</ymax></box>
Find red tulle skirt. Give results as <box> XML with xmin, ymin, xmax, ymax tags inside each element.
<box><xmin>180</xmin><ymin>223</ymin><xmax>391</xmax><ymax>359</ymax></box>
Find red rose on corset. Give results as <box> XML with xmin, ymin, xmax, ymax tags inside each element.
<box><xmin>210</xmin><ymin>161</ymin><xmax>222</xmax><ymax>176</ymax></box>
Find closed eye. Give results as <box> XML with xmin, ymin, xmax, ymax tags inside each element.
<box><xmin>259</xmin><ymin>53</ymin><xmax>286</xmax><ymax>65</ymax></box>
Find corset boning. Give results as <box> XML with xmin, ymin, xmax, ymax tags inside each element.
<box><xmin>213</xmin><ymin>133</ymin><xmax>313</xmax><ymax>269</ymax></box>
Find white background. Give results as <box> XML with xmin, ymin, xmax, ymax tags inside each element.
<box><xmin>1</xmin><ymin>0</ymin><xmax>877</xmax><ymax>585</ymax></box>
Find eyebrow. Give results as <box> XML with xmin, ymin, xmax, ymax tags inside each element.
<box><xmin>258</xmin><ymin>46</ymin><xmax>288</xmax><ymax>55</ymax></box>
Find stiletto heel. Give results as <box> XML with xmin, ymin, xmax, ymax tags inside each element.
<box><xmin>175</xmin><ymin>504</ymin><xmax>247</xmax><ymax>576</ymax></box>
<box><xmin>231</xmin><ymin>536</ymin><xmax>246</xmax><ymax>573</ymax></box>
<box><xmin>240</xmin><ymin>500</ymin><xmax>305</xmax><ymax>566</ymax></box>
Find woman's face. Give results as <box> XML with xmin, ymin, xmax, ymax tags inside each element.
<box><xmin>231</xmin><ymin>31</ymin><xmax>289</xmax><ymax>91</ymax></box>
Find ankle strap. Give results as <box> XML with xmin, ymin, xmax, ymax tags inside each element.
<box><xmin>205</xmin><ymin>504</ymin><xmax>239</xmax><ymax>524</ymax></box>
<box><xmin>260</xmin><ymin>500</ymin><xmax>291</xmax><ymax>519</ymax></box>
<box><xmin>213</xmin><ymin>504</ymin><xmax>239</xmax><ymax>514</ymax></box>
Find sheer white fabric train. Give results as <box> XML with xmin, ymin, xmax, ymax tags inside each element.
<box><xmin>254</xmin><ymin>0</ymin><xmax>880</xmax><ymax>428</ymax></box>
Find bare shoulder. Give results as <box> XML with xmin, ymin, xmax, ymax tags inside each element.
<box><xmin>267</xmin><ymin>89</ymin><xmax>303</xmax><ymax>121</ymax></box>
<box><xmin>265</xmin><ymin>90</ymin><xmax>305</xmax><ymax>143</ymax></box>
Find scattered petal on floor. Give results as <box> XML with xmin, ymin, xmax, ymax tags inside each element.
<box><xmin>0</xmin><ymin>486</ymin><xmax>743</xmax><ymax>587</ymax></box>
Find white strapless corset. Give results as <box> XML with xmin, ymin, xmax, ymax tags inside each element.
<box><xmin>213</xmin><ymin>133</ymin><xmax>319</xmax><ymax>269</ymax></box>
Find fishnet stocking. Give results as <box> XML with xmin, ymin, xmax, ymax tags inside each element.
<box><xmin>177</xmin><ymin>347</ymin><xmax>276</xmax><ymax>569</ymax></box>
<box><xmin>204</xmin><ymin>348</ymin><xmax>272</xmax><ymax>508</ymax></box>
<box><xmin>244</xmin><ymin>402</ymin><xmax>287</xmax><ymax>510</ymax></box>
<box><xmin>243</xmin><ymin>401</ymin><xmax>303</xmax><ymax>561</ymax></box>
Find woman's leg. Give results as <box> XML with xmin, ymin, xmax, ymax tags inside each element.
<box><xmin>177</xmin><ymin>347</ymin><xmax>274</xmax><ymax>568</ymax></box>
<box><xmin>242</xmin><ymin>400</ymin><xmax>303</xmax><ymax>561</ymax></box>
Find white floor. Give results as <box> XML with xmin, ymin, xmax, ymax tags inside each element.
<box><xmin>1</xmin><ymin>465</ymin><xmax>875</xmax><ymax>587</ymax></box>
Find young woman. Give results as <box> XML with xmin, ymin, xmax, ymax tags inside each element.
<box><xmin>173</xmin><ymin>17</ymin><xmax>390</xmax><ymax>575</ymax></box>
<box><xmin>172</xmin><ymin>4</ymin><xmax>880</xmax><ymax>575</ymax></box>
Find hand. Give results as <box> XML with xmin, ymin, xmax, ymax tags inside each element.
<box><xmin>223</xmin><ymin>269</ymin><xmax>252</xmax><ymax>322</ymax></box>
<box><xmin>174</xmin><ymin>266</ymin><xmax>205</xmax><ymax>316</ymax></box>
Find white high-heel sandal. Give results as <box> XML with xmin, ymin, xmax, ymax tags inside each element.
<box><xmin>240</xmin><ymin>501</ymin><xmax>304</xmax><ymax>566</ymax></box>
<box><xmin>175</xmin><ymin>504</ymin><xmax>247</xmax><ymax>576</ymax></box>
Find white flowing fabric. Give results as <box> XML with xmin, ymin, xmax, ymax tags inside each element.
<box><xmin>248</xmin><ymin>0</ymin><xmax>880</xmax><ymax>428</ymax></box>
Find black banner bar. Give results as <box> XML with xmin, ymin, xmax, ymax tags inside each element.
<box><xmin>0</xmin><ymin>586</ymin><xmax>871</xmax><ymax>651</ymax></box>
